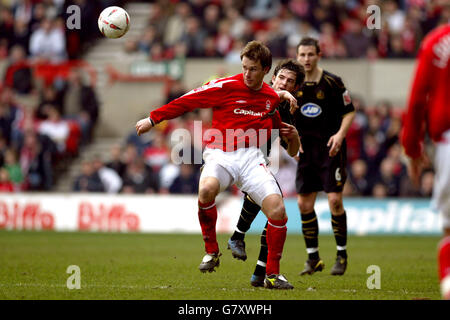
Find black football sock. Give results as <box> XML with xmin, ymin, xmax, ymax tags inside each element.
<box><xmin>331</xmin><ymin>211</ymin><xmax>347</xmax><ymax>258</ymax></box>
<box><xmin>253</xmin><ymin>223</ymin><xmax>268</xmax><ymax>277</ymax></box>
<box><xmin>301</xmin><ymin>210</ymin><xmax>320</xmax><ymax>260</ymax></box>
<box><xmin>231</xmin><ymin>195</ymin><xmax>261</xmax><ymax>241</ymax></box>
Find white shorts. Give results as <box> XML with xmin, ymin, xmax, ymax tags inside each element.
<box><xmin>433</xmin><ymin>129</ymin><xmax>450</xmax><ymax>229</ymax></box>
<box><xmin>200</xmin><ymin>147</ymin><xmax>281</xmax><ymax>207</ymax></box>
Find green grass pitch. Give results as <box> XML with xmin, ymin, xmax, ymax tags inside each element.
<box><xmin>0</xmin><ymin>231</ymin><xmax>441</xmax><ymax>300</ymax></box>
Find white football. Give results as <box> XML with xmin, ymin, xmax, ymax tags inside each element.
<box><xmin>98</xmin><ymin>6</ymin><xmax>130</xmax><ymax>39</ymax></box>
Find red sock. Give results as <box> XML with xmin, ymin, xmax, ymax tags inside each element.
<box><xmin>439</xmin><ymin>236</ymin><xmax>450</xmax><ymax>280</ymax></box>
<box><xmin>266</xmin><ymin>218</ymin><xmax>287</xmax><ymax>276</ymax></box>
<box><xmin>198</xmin><ymin>200</ymin><xmax>218</xmax><ymax>254</ymax></box>
<box><xmin>439</xmin><ymin>236</ymin><xmax>450</xmax><ymax>299</ymax></box>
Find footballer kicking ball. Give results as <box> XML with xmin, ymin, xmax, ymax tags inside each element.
<box><xmin>98</xmin><ymin>6</ymin><xmax>130</xmax><ymax>39</ymax></box>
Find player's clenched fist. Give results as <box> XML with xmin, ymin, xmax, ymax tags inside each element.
<box><xmin>135</xmin><ymin>118</ymin><xmax>153</xmax><ymax>136</ymax></box>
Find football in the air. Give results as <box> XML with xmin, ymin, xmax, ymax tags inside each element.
<box><xmin>98</xmin><ymin>6</ymin><xmax>130</xmax><ymax>39</ymax></box>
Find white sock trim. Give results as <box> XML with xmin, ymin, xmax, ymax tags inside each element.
<box><xmin>199</xmin><ymin>202</ymin><xmax>216</xmax><ymax>210</ymax></box>
<box><xmin>306</xmin><ymin>247</ymin><xmax>318</xmax><ymax>254</ymax></box>
<box><xmin>257</xmin><ymin>260</ymin><xmax>267</xmax><ymax>267</ymax></box>
<box><xmin>337</xmin><ymin>245</ymin><xmax>347</xmax><ymax>251</ymax></box>
<box><xmin>235</xmin><ymin>228</ymin><xmax>245</xmax><ymax>234</ymax></box>
<box><xmin>267</xmin><ymin>221</ymin><xmax>286</xmax><ymax>228</ymax></box>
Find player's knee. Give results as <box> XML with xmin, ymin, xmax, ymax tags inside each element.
<box><xmin>297</xmin><ymin>198</ymin><xmax>314</xmax><ymax>214</ymax></box>
<box><xmin>267</xmin><ymin>201</ymin><xmax>286</xmax><ymax>221</ymax></box>
<box><xmin>198</xmin><ymin>179</ymin><xmax>219</xmax><ymax>203</ymax></box>
<box><xmin>329</xmin><ymin>197</ymin><xmax>344</xmax><ymax>214</ymax></box>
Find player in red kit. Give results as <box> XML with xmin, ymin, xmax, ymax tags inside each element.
<box><xmin>135</xmin><ymin>41</ymin><xmax>300</xmax><ymax>289</ymax></box>
<box><xmin>401</xmin><ymin>22</ymin><xmax>450</xmax><ymax>300</ymax></box>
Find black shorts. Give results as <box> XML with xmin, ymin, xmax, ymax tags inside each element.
<box><xmin>295</xmin><ymin>139</ymin><xmax>347</xmax><ymax>194</ymax></box>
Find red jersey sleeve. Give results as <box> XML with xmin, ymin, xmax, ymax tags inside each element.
<box><xmin>401</xmin><ymin>37</ymin><xmax>433</xmax><ymax>158</ymax></box>
<box><xmin>150</xmin><ymin>77</ymin><xmax>235</xmax><ymax>124</ymax></box>
<box><xmin>401</xmin><ymin>24</ymin><xmax>450</xmax><ymax>158</ymax></box>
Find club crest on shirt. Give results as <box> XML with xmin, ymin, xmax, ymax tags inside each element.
<box><xmin>300</xmin><ymin>103</ymin><xmax>322</xmax><ymax>118</ymax></box>
<box><xmin>266</xmin><ymin>100</ymin><xmax>271</xmax><ymax>110</ymax></box>
<box><xmin>316</xmin><ymin>90</ymin><xmax>325</xmax><ymax>99</ymax></box>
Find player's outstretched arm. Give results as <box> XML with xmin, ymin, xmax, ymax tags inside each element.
<box><xmin>280</xmin><ymin>122</ymin><xmax>303</xmax><ymax>157</ymax></box>
<box><xmin>135</xmin><ymin>117</ymin><xmax>153</xmax><ymax>136</ymax></box>
<box><xmin>276</xmin><ymin>90</ymin><xmax>298</xmax><ymax>114</ymax></box>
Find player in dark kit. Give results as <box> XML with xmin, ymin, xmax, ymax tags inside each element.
<box><xmin>293</xmin><ymin>37</ymin><xmax>355</xmax><ymax>276</ymax></box>
<box><xmin>228</xmin><ymin>38</ymin><xmax>355</xmax><ymax>283</ymax></box>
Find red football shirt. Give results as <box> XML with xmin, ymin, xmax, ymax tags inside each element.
<box><xmin>401</xmin><ymin>23</ymin><xmax>450</xmax><ymax>158</ymax></box>
<box><xmin>150</xmin><ymin>73</ymin><xmax>282</xmax><ymax>151</ymax></box>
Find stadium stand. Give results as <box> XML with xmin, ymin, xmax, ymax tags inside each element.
<box><xmin>0</xmin><ymin>0</ymin><xmax>446</xmax><ymax>197</ymax></box>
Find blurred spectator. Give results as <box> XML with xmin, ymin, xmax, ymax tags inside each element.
<box><xmin>387</xmin><ymin>33</ymin><xmax>411</xmax><ymax>58</ymax></box>
<box><xmin>360</xmin><ymin>132</ymin><xmax>385</xmax><ymax>178</ymax></box>
<box><xmin>215</xmin><ymin>19</ymin><xmax>234</xmax><ymax>56</ymax></box>
<box><xmin>61</xmin><ymin>69</ymin><xmax>100</xmax><ymax>144</ymax></box>
<box><xmin>36</xmin><ymin>85</ymin><xmax>63</xmax><ymax>119</ymax></box>
<box><xmin>105</xmin><ymin>143</ymin><xmax>127</xmax><ymax>178</ymax></box>
<box><xmin>19</xmin><ymin>130</ymin><xmax>53</xmax><ymax>190</ymax></box>
<box><xmin>73</xmin><ymin>159</ymin><xmax>105</xmax><ymax>192</ymax></box>
<box><xmin>92</xmin><ymin>154</ymin><xmax>122</xmax><ymax>194</ymax></box>
<box><xmin>341</xmin><ymin>17</ymin><xmax>371</xmax><ymax>58</ymax></box>
<box><xmin>37</xmin><ymin>104</ymin><xmax>69</xmax><ymax>154</ymax></box>
<box><xmin>164</xmin><ymin>2</ymin><xmax>191</xmax><ymax>47</ymax></box>
<box><xmin>0</xmin><ymin>7</ymin><xmax>15</xmax><ymax>57</ymax></box>
<box><xmin>121</xmin><ymin>143</ymin><xmax>139</xmax><ymax>170</ymax></box>
<box><xmin>181</xmin><ymin>16</ymin><xmax>207</xmax><ymax>57</ymax></box>
<box><xmin>143</xmin><ymin>131</ymin><xmax>170</xmax><ymax>174</ymax></box>
<box><xmin>418</xmin><ymin>169</ymin><xmax>434</xmax><ymax>198</ymax></box>
<box><xmin>0</xmin><ymin>88</ymin><xmax>23</xmax><ymax>147</ymax></box>
<box><xmin>383</xmin><ymin>0</ymin><xmax>406</xmax><ymax>33</ymax></box>
<box><xmin>287</xmin><ymin>20</ymin><xmax>320</xmax><ymax>55</ymax></box>
<box><xmin>203</xmin><ymin>36</ymin><xmax>221</xmax><ymax>58</ymax></box>
<box><xmin>149</xmin><ymin>42</ymin><xmax>166</xmax><ymax>61</ymax></box>
<box><xmin>3</xmin><ymin>45</ymin><xmax>33</xmax><ymax>95</ymax></box>
<box><xmin>266</xmin><ymin>17</ymin><xmax>287</xmax><ymax>57</ymax></box>
<box><xmin>245</xmin><ymin>0</ymin><xmax>281</xmax><ymax>22</ymax></box>
<box><xmin>137</xmin><ymin>25</ymin><xmax>160</xmax><ymax>54</ymax></box>
<box><xmin>147</xmin><ymin>2</ymin><xmax>167</xmax><ymax>38</ymax></box>
<box><xmin>169</xmin><ymin>163</ymin><xmax>199</xmax><ymax>194</ymax></box>
<box><xmin>319</xmin><ymin>22</ymin><xmax>347</xmax><ymax>58</ymax></box>
<box><xmin>310</xmin><ymin>0</ymin><xmax>340</xmax><ymax>31</ymax></box>
<box><xmin>121</xmin><ymin>158</ymin><xmax>159</xmax><ymax>194</ymax></box>
<box><xmin>11</xmin><ymin>17</ymin><xmax>30</xmax><ymax>53</ymax></box>
<box><xmin>203</xmin><ymin>3</ymin><xmax>221</xmax><ymax>37</ymax></box>
<box><xmin>159</xmin><ymin>157</ymin><xmax>181</xmax><ymax>194</ymax></box>
<box><xmin>29</xmin><ymin>18</ymin><xmax>66</xmax><ymax>63</ymax></box>
<box><xmin>225</xmin><ymin>38</ymin><xmax>245</xmax><ymax>64</ymax></box>
<box><xmin>348</xmin><ymin>159</ymin><xmax>371</xmax><ymax>196</ymax></box>
<box><xmin>373</xmin><ymin>157</ymin><xmax>401</xmax><ymax>197</ymax></box>
<box><xmin>3</xmin><ymin>147</ymin><xmax>24</xmax><ymax>190</ymax></box>
<box><xmin>372</xmin><ymin>182</ymin><xmax>388</xmax><ymax>198</ymax></box>
<box><xmin>225</xmin><ymin>7</ymin><xmax>248</xmax><ymax>40</ymax></box>
<box><xmin>12</xmin><ymin>0</ymin><xmax>34</xmax><ymax>26</ymax></box>
<box><xmin>375</xmin><ymin>100</ymin><xmax>393</xmax><ymax>132</ymax></box>
<box><xmin>0</xmin><ymin>167</ymin><xmax>14</xmax><ymax>192</ymax></box>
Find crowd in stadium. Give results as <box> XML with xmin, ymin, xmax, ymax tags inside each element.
<box><xmin>0</xmin><ymin>0</ymin><xmax>446</xmax><ymax>196</ymax></box>
<box><xmin>123</xmin><ymin>0</ymin><xmax>450</xmax><ymax>60</ymax></box>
